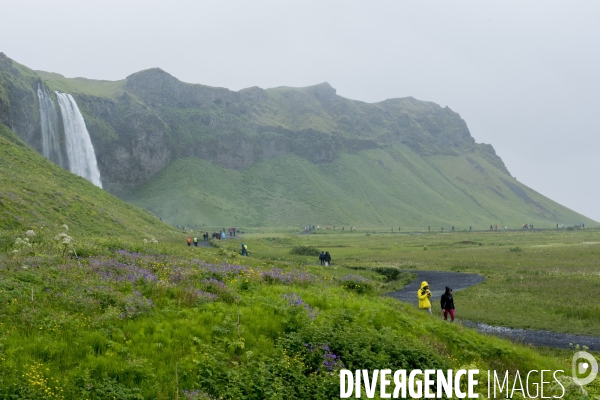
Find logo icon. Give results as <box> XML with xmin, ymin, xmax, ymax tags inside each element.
<box><xmin>572</xmin><ymin>351</ymin><xmax>598</xmax><ymax>385</ymax></box>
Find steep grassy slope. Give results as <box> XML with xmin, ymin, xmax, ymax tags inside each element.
<box><xmin>127</xmin><ymin>143</ymin><xmax>593</xmax><ymax>228</ymax></box>
<box><xmin>0</xmin><ymin>123</ymin><xmax>170</xmax><ymax>237</ymax></box>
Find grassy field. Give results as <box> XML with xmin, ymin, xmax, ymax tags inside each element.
<box><xmin>214</xmin><ymin>227</ymin><xmax>600</xmax><ymax>336</ymax></box>
<box><xmin>0</xmin><ymin>233</ymin><xmax>591</xmax><ymax>399</ymax></box>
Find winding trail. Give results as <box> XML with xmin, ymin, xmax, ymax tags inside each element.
<box><xmin>386</xmin><ymin>270</ymin><xmax>600</xmax><ymax>350</ymax></box>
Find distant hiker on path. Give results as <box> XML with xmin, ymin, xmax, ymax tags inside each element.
<box><xmin>241</xmin><ymin>243</ymin><xmax>248</xmax><ymax>256</ymax></box>
<box><xmin>187</xmin><ymin>237</ymin><xmax>192</xmax><ymax>246</ymax></box>
<box><xmin>440</xmin><ymin>286</ymin><xmax>455</xmax><ymax>322</ymax></box>
<box><xmin>324</xmin><ymin>251</ymin><xmax>331</xmax><ymax>266</ymax></box>
<box><xmin>469</xmin><ymin>226</ymin><xmax>472</xmax><ymax>231</ymax></box>
<box><xmin>193</xmin><ymin>237</ymin><xmax>198</xmax><ymax>247</ymax></box>
<box><xmin>418</xmin><ymin>281</ymin><xmax>432</xmax><ymax>314</ymax></box>
<box><xmin>319</xmin><ymin>251</ymin><xmax>325</xmax><ymax>265</ymax></box>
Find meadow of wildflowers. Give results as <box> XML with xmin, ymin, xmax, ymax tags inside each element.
<box><xmin>0</xmin><ymin>235</ymin><xmax>583</xmax><ymax>399</ymax></box>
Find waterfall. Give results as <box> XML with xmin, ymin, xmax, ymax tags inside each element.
<box><xmin>55</xmin><ymin>92</ymin><xmax>103</xmax><ymax>188</ymax></box>
<box><xmin>37</xmin><ymin>84</ymin><xmax>65</xmax><ymax>168</ymax></box>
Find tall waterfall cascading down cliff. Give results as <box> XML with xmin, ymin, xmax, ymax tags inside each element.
<box><xmin>37</xmin><ymin>84</ymin><xmax>65</xmax><ymax>168</ymax></box>
<box><xmin>55</xmin><ymin>92</ymin><xmax>103</xmax><ymax>188</ymax></box>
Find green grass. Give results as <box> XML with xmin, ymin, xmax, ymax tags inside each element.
<box><xmin>0</xmin><ymin>238</ymin><xmax>587</xmax><ymax>399</ymax></box>
<box><xmin>0</xmin><ymin>123</ymin><xmax>172</xmax><ymax>247</ymax></box>
<box><xmin>126</xmin><ymin>144</ymin><xmax>595</xmax><ymax>229</ymax></box>
<box><xmin>216</xmin><ymin>228</ymin><xmax>600</xmax><ymax>336</ymax></box>
<box><xmin>35</xmin><ymin>71</ymin><xmax>126</xmax><ymax>98</ymax></box>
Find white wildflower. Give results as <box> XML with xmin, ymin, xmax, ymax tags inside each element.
<box><xmin>150</xmin><ymin>238</ymin><xmax>158</xmax><ymax>244</ymax></box>
<box><xmin>62</xmin><ymin>236</ymin><xmax>73</xmax><ymax>245</ymax></box>
<box><xmin>143</xmin><ymin>238</ymin><xmax>148</xmax><ymax>244</ymax></box>
<box><xmin>25</xmin><ymin>230</ymin><xmax>36</xmax><ymax>237</ymax></box>
<box><xmin>12</xmin><ymin>249</ymin><xmax>18</xmax><ymax>254</ymax></box>
<box><xmin>54</xmin><ymin>232</ymin><xmax>68</xmax><ymax>241</ymax></box>
<box><xmin>60</xmin><ymin>224</ymin><xmax>69</xmax><ymax>232</ymax></box>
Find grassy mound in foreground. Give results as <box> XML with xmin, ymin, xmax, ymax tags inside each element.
<box><xmin>0</xmin><ymin>123</ymin><xmax>171</xmax><ymax>249</ymax></box>
<box><xmin>0</xmin><ymin>240</ymin><xmax>592</xmax><ymax>399</ymax></box>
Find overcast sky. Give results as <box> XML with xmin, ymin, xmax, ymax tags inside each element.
<box><xmin>3</xmin><ymin>0</ymin><xmax>599</xmax><ymax>222</ymax></box>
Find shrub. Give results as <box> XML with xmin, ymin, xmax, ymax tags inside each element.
<box><xmin>289</xmin><ymin>245</ymin><xmax>321</xmax><ymax>256</ymax></box>
<box><xmin>339</xmin><ymin>275</ymin><xmax>374</xmax><ymax>294</ymax></box>
<box><xmin>372</xmin><ymin>266</ymin><xmax>403</xmax><ymax>282</ymax></box>
<box><xmin>509</xmin><ymin>246</ymin><xmax>522</xmax><ymax>252</ymax></box>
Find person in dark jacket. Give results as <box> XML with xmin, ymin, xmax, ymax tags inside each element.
<box><xmin>324</xmin><ymin>252</ymin><xmax>331</xmax><ymax>266</ymax></box>
<box><xmin>440</xmin><ymin>286</ymin><xmax>455</xmax><ymax>322</ymax></box>
<box><xmin>319</xmin><ymin>251</ymin><xmax>325</xmax><ymax>265</ymax></box>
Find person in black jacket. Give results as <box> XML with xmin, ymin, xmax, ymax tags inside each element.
<box><xmin>440</xmin><ymin>286</ymin><xmax>455</xmax><ymax>322</ymax></box>
<box><xmin>319</xmin><ymin>251</ymin><xmax>325</xmax><ymax>265</ymax></box>
<box><xmin>324</xmin><ymin>252</ymin><xmax>331</xmax><ymax>266</ymax></box>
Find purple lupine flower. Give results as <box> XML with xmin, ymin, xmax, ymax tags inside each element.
<box><xmin>304</xmin><ymin>343</ymin><xmax>344</xmax><ymax>372</ymax></box>
<box><xmin>281</xmin><ymin>293</ymin><xmax>317</xmax><ymax>319</ymax></box>
<box><xmin>120</xmin><ymin>290</ymin><xmax>154</xmax><ymax>319</ymax></box>
<box><xmin>263</xmin><ymin>269</ymin><xmax>318</xmax><ymax>285</ymax></box>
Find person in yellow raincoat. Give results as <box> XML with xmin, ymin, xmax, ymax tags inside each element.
<box><xmin>417</xmin><ymin>281</ymin><xmax>432</xmax><ymax>314</ymax></box>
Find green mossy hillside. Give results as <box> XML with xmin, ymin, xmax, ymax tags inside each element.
<box><xmin>0</xmin><ymin>123</ymin><xmax>170</xmax><ymax>239</ymax></box>
<box><xmin>126</xmin><ymin>145</ymin><xmax>594</xmax><ymax>229</ymax></box>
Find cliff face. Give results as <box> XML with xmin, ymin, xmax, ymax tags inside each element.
<box><xmin>0</xmin><ymin>54</ymin><xmax>514</xmax><ymax>213</ymax></box>
<box><xmin>0</xmin><ymin>53</ymin><xmax>42</xmax><ymax>152</ymax></box>
<box><xmin>72</xmin><ymin>92</ymin><xmax>172</xmax><ymax>195</ymax></box>
<box><xmin>90</xmin><ymin>68</ymin><xmax>507</xmax><ymax>185</ymax></box>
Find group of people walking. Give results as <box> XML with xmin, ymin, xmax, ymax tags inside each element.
<box><xmin>187</xmin><ymin>231</ymin><xmax>228</xmax><ymax>246</ymax></box>
<box><xmin>418</xmin><ymin>281</ymin><xmax>455</xmax><ymax>322</ymax></box>
<box><xmin>318</xmin><ymin>251</ymin><xmax>332</xmax><ymax>266</ymax></box>
<box><xmin>186</xmin><ymin>232</ymin><xmax>212</xmax><ymax>246</ymax></box>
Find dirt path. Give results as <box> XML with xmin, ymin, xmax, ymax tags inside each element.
<box><xmin>387</xmin><ymin>270</ymin><xmax>600</xmax><ymax>350</ymax></box>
